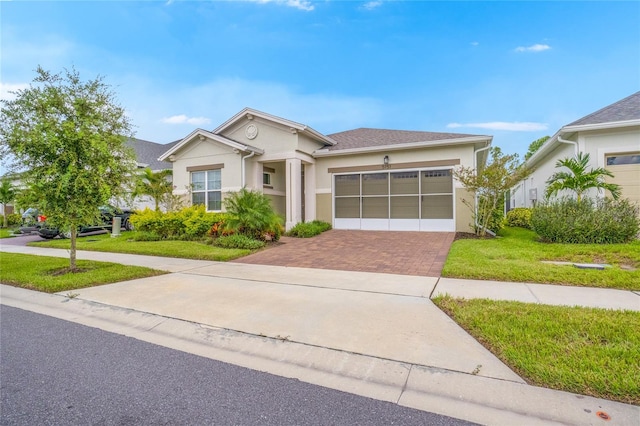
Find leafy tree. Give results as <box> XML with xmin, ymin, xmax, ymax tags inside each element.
<box><xmin>0</xmin><ymin>178</ymin><xmax>17</xmax><ymax>228</ymax></box>
<box><xmin>222</xmin><ymin>188</ymin><xmax>282</xmax><ymax>241</ymax></box>
<box><xmin>0</xmin><ymin>66</ymin><xmax>136</xmax><ymax>270</ymax></box>
<box><xmin>453</xmin><ymin>147</ymin><xmax>531</xmax><ymax>237</ymax></box>
<box><xmin>545</xmin><ymin>152</ymin><xmax>621</xmax><ymax>202</ymax></box>
<box><xmin>134</xmin><ymin>167</ymin><xmax>173</xmax><ymax>211</ymax></box>
<box><xmin>524</xmin><ymin>135</ymin><xmax>550</xmax><ymax>161</ymax></box>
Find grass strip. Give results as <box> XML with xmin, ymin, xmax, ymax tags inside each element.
<box><xmin>433</xmin><ymin>296</ymin><xmax>640</xmax><ymax>405</ymax></box>
<box><xmin>0</xmin><ymin>228</ymin><xmax>17</xmax><ymax>238</ymax></box>
<box><xmin>29</xmin><ymin>232</ymin><xmax>251</xmax><ymax>261</ymax></box>
<box><xmin>443</xmin><ymin>227</ymin><xmax>640</xmax><ymax>290</ymax></box>
<box><xmin>0</xmin><ymin>252</ymin><xmax>166</xmax><ymax>293</ymax></box>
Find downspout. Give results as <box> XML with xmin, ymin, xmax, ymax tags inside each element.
<box><xmin>241</xmin><ymin>151</ymin><xmax>256</xmax><ymax>188</ymax></box>
<box><xmin>473</xmin><ymin>142</ymin><xmax>493</xmax><ymax>235</ymax></box>
<box><xmin>558</xmin><ymin>135</ymin><xmax>579</xmax><ymax>156</ymax></box>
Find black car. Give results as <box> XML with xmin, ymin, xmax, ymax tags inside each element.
<box><xmin>37</xmin><ymin>206</ymin><xmax>133</xmax><ymax>239</ymax></box>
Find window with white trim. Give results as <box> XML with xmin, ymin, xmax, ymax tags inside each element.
<box><xmin>191</xmin><ymin>169</ymin><xmax>221</xmax><ymax>211</ymax></box>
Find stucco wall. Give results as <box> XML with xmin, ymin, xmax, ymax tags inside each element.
<box><xmin>223</xmin><ymin>117</ymin><xmax>299</xmax><ymax>154</ymax></box>
<box><xmin>170</xmin><ymin>139</ymin><xmax>243</xmax><ymax>205</ymax></box>
<box><xmin>315</xmin><ymin>193</ymin><xmax>332</xmax><ymax>223</ymax></box>
<box><xmin>455</xmin><ymin>188</ymin><xmax>475</xmax><ymax>233</ymax></box>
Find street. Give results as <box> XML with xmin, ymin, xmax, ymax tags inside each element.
<box><xmin>0</xmin><ymin>305</ymin><xmax>474</xmax><ymax>425</ymax></box>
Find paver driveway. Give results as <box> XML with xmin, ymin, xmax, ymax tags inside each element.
<box><xmin>235</xmin><ymin>230</ymin><xmax>455</xmax><ymax>276</ymax></box>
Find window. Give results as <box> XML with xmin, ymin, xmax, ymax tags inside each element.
<box><xmin>606</xmin><ymin>153</ymin><xmax>640</xmax><ymax>166</ymax></box>
<box><xmin>191</xmin><ymin>169</ymin><xmax>221</xmax><ymax>211</ymax></box>
<box><xmin>263</xmin><ymin>173</ymin><xmax>271</xmax><ymax>186</ymax></box>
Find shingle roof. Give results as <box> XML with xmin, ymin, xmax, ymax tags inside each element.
<box><xmin>566</xmin><ymin>91</ymin><xmax>640</xmax><ymax>127</ymax></box>
<box><xmin>125</xmin><ymin>138</ymin><xmax>179</xmax><ymax>171</ymax></box>
<box><xmin>325</xmin><ymin>128</ymin><xmax>487</xmax><ymax>151</ymax></box>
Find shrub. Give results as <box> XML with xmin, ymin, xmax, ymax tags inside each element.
<box><xmin>223</xmin><ymin>188</ymin><xmax>283</xmax><ymax>241</ymax></box>
<box><xmin>531</xmin><ymin>197</ymin><xmax>640</xmax><ymax>244</ymax></box>
<box><xmin>287</xmin><ymin>220</ymin><xmax>332</xmax><ymax>238</ymax></box>
<box><xmin>506</xmin><ymin>208</ymin><xmax>532</xmax><ymax>229</ymax></box>
<box><xmin>213</xmin><ymin>234</ymin><xmax>265</xmax><ymax>250</ymax></box>
<box><xmin>130</xmin><ymin>206</ymin><xmax>228</xmax><ymax>240</ymax></box>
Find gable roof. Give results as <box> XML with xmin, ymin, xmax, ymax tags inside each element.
<box><xmin>566</xmin><ymin>91</ymin><xmax>640</xmax><ymax>127</ymax></box>
<box><xmin>525</xmin><ymin>91</ymin><xmax>640</xmax><ymax>167</ymax></box>
<box><xmin>158</xmin><ymin>128</ymin><xmax>264</xmax><ymax>162</ymax></box>
<box><xmin>213</xmin><ymin>107</ymin><xmax>337</xmax><ymax>146</ymax></box>
<box><xmin>125</xmin><ymin>138</ymin><xmax>178</xmax><ymax>171</ymax></box>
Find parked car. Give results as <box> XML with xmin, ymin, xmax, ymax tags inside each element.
<box><xmin>18</xmin><ymin>208</ymin><xmax>47</xmax><ymax>234</ymax></box>
<box><xmin>37</xmin><ymin>206</ymin><xmax>133</xmax><ymax>239</ymax></box>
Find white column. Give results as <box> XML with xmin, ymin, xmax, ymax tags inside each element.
<box><xmin>285</xmin><ymin>158</ymin><xmax>302</xmax><ymax>230</ymax></box>
<box><xmin>304</xmin><ymin>162</ymin><xmax>316</xmax><ymax>222</ymax></box>
<box><xmin>252</xmin><ymin>161</ymin><xmax>263</xmax><ymax>192</ymax></box>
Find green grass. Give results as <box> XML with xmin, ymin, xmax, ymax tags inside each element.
<box><xmin>434</xmin><ymin>296</ymin><xmax>640</xmax><ymax>405</ymax></box>
<box><xmin>443</xmin><ymin>227</ymin><xmax>640</xmax><ymax>290</ymax></box>
<box><xmin>0</xmin><ymin>228</ymin><xmax>17</xmax><ymax>238</ymax></box>
<box><xmin>0</xmin><ymin>252</ymin><xmax>166</xmax><ymax>293</ymax></box>
<box><xmin>29</xmin><ymin>231</ymin><xmax>251</xmax><ymax>261</ymax></box>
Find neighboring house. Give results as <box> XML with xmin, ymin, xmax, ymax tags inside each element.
<box><xmin>512</xmin><ymin>92</ymin><xmax>640</xmax><ymax>208</ymax></box>
<box><xmin>125</xmin><ymin>137</ymin><xmax>179</xmax><ymax>211</ymax></box>
<box><xmin>159</xmin><ymin>108</ymin><xmax>492</xmax><ymax>232</ymax></box>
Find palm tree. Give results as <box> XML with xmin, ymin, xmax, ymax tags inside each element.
<box><xmin>134</xmin><ymin>168</ymin><xmax>173</xmax><ymax>211</ymax></box>
<box><xmin>0</xmin><ymin>178</ymin><xmax>17</xmax><ymax>228</ymax></box>
<box><xmin>545</xmin><ymin>152</ymin><xmax>621</xmax><ymax>201</ymax></box>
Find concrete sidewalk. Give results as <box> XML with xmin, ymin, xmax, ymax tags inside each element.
<box><xmin>1</xmin><ymin>245</ymin><xmax>639</xmax><ymax>424</ymax></box>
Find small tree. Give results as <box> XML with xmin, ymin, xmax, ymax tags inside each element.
<box><xmin>0</xmin><ymin>66</ymin><xmax>136</xmax><ymax>271</ymax></box>
<box><xmin>545</xmin><ymin>152</ymin><xmax>621</xmax><ymax>202</ymax></box>
<box><xmin>134</xmin><ymin>167</ymin><xmax>173</xmax><ymax>211</ymax></box>
<box><xmin>524</xmin><ymin>135</ymin><xmax>550</xmax><ymax>161</ymax></box>
<box><xmin>453</xmin><ymin>147</ymin><xmax>531</xmax><ymax>237</ymax></box>
<box><xmin>222</xmin><ymin>188</ymin><xmax>282</xmax><ymax>241</ymax></box>
<box><xmin>0</xmin><ymin>178</ymin><xmax>17</xmax><ymax>228</ymax></box>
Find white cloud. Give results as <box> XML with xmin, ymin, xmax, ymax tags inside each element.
<box><xmin>0</xmin><ymin>82</ymin><xmax>29</xmax><ymax>100</ymax></box>
<box><xmin>471</xmin><ymin>41</ymin><xmax>479</xmax><ymax>46</ymax></box>
<box><xmin>362</xmin><ymin>1</ymin><xmax>383</xmax><ymax>10</ymax></box>
<box><xmin>447</xmin><ymin>121</ymin><xmax>548</xmax><ymax>132</ymax></box>
<box><xmin>515</xmin><ymin>44</ymin><xmax>551</xmax><ymax>53</ymax></box>
<box><xmin>161</xmin><ymin>115</ymin><xmax>211</xmax><ymax>125</ymax></box>
<box><xmin>246</xmin><ymin>0</ymin><xmax>314</xmax><ymax>11</ymax></box>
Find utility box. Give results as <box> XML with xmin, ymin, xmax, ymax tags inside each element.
<box><xmin>529</xmin><ymin>188</ymin><xmax>538</xmax><ymax>201</ymax></box>
<box><xmin>111</xmin><ymin>217</ymin><xmax>122</xmax><ymax>237</ymax></box>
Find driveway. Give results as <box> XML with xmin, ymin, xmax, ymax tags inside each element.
<box><xmin>235</xmin><ymin>230</ymin><xmax>455</xmax><ymax>277</ymax></box>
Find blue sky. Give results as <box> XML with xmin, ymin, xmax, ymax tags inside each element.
<box><xmin>2</xmin><ymin>1</ymin><xmax>639</xmax><ymax>159</ymax></box>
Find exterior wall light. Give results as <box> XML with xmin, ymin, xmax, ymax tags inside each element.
<box><xmin>383</xmin><ymin>155</ymin><xmax>389</xmax><ymax>165</ymax></box>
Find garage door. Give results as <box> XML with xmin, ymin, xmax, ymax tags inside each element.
<box><xmin>333</xmin><ymin>169</ymin><xmax>455</xmax><ymax>232</ymax></box>
<box><xmin>606</xmin><ymin>153</ymin><xmax>640</xmax><ymax>204</ymax></box>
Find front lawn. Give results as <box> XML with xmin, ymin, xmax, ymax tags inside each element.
<box><xmin>0</xmin><ymin>252</ymin><xmax>166</xmax><ymax>293</ymax></box>
<box><xmin>443</xmin><ymin>227</ymin><xmax>640</xmax><ymax>290</ymax></box>
<box><xmin>29</xmin><ymin>231</ymin><xmax>251</xmax><ymax>261</ymax></box>
<box><xmin>0</xmin><ymin>228</ymin><xmax>17</xmax><ymax>238</ymax></box>
<box><xmin>434</xmin><ymin>296</ymin><xmax>640</xmax><ymax>405</ymax></box>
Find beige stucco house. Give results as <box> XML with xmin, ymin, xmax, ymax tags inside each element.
<box><xmin>159</xmin><ymin>108</ymin><xmax>493</xmax><ymax>232</ymax></box>
<box><xmin>511</xmin><ymin>92</ymin><xmax>640</xmax><ymax>208</ymax></box>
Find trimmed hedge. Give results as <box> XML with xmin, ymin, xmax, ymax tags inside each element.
<box><xmin>0</xmin><ymin>213</ymin><xmax>22</xmax><ymax>227</ymax></box>
<box><xmin>287</xmin><ymin>220</ymin><xmax>332</xmax><ymax>238</ymax></box>
<box><xmin>531</xmin><ymin>198</ymin><xmax>640</xmax><ymax>244</ymax></box>
<box><xmin>506</xmin><ymin>208</ymin><xmax>532</xmax><ymax>229</ymax></box>
<box><xmin>212</xmin><ymin>234</ymin><xmax>265</xmax><ymax>250</ymax></box>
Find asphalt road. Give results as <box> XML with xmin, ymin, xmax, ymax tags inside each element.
<box><xmin>0</xmin><ymin>305</ymin><xmax>475</xmax><ymax>426</ymax></box>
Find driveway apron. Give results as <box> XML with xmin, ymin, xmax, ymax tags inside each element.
<box><xmin>235</xmin><ymin>230</ymin><xmax>455</xmax><ymax>277</ymax></box>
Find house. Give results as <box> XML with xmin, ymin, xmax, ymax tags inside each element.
<box><xmin>159</xmin><ymin>108</ymin><xmax>493</xmax><ymax>232</ymax></box>
<box><xmin>511</xmin><ymin>92</ymin><xmax>640</xmax><ymax>208</ymax></box>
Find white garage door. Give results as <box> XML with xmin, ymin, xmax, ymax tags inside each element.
<box><xmin>606</xmin><ymin>153</ymin><xmax>640</xmax><ymax>204</ymax></box>
<box><xmin>333</xmin><ymin>169</ymin><xmax>455</xmax><ymax>232</ymax></box>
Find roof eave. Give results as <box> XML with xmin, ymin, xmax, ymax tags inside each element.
<box><xmin>314</xmin><ymin>136</ymin><xmax>492</xmax><ymax>157</ymax></box>
<box><xmin>562</xmin><ymin>119</ymin><xmax>640</xmax><ymax>133</ymax></box>
<box><xmin>158</xmin><ymin>129</ymin><xmax>263</xmax><ymax>162</ymax></box>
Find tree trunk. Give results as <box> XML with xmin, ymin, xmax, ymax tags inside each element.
<box><xmin>70</xmin><ymin>226</ymin><xmax>77</xmax><ymax>271</ymax></box>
